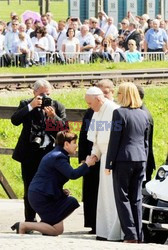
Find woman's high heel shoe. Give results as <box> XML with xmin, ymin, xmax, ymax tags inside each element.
<box><xmin>11</xmin><ymin>222</ymin><xmax>20</xmax><ymax>234</ymax></box>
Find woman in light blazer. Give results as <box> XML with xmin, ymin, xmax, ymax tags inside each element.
<box><xmin>106</xmin><ymin>82</ymin><xmax>149</xmax><ymax>243</ymax></box>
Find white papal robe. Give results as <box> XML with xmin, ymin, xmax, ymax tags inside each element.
<box><xmin>87</xmin><ymin>99</ymin><xmax>122</xmax><ymax>240</ymax></box>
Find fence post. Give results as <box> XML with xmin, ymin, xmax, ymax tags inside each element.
<box><xmin>46</xmin><ymin>0</ymin><xmax>50</xmax><ymax>13</ymax></box>
<box><xmin>40</xmin><ymin>0</ymin><xmax>45</xmax><ymax>15</ymax></box>
<box><xmin>19</xmin><ymin>0</ymin><xmax>22</xmax><ymax>5</ymax></box>
<box><xmin>7</xmin><ymin>0</ymin><xmax>10</xmax><ymax>5</ymax></box>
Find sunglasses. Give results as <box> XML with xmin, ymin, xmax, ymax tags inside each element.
<box><xmin>128</xmin><ymin>43</ymin><xmax>134</xmax><ymax>45</ymax></box>
<box><xmin>121</xmin><ymin>22</ymin><xmax>126</xmax><ymax>24</ymax></box>
<box><xmin>92</xmin><ymin>21</ymin><xmax>97</xmax><ymax>24</ymax></box>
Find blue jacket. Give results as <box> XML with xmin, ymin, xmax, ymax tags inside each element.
<box><xmin>106</xmin><ymin>107</ymin><xmax>149</xmax><ymax>169</ymax></box>
<box><xmin>29</xmin><ymin>146</ymin><xmax>89</xmax><ymax>199</ymax></box>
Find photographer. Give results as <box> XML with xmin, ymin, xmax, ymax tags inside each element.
<box><xmin>11</xmin><ymin>79</ymin><xmax>67</xmax><ymax>223</ymax></box>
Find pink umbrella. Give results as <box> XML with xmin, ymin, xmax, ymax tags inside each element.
<box><xmin>21</xmin><ymin>10</ymin><xmax>41</xmax><ymax>24</ymax></box>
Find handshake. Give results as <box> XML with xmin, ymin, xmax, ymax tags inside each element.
<box><xmin>85</xmin><ymin>155</ymin><xmax>98</xmax><ymax>167</ymax></box>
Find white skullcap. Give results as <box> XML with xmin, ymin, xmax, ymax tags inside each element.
<box><xmin>86</xmin><ymin>86</ymin><xmax>103</xmax><ymax>95</ymax></box>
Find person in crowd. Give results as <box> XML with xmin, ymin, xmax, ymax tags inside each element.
<box><xmin>78</xmin><ymin>24</ymin><xmax>95</xmax><ymax>63</ymax></box>
<box><xmin>62</xmin><ymin>27</ymin><xmax>80</xmax><ymax>63</ymax></box>
<box><xmin>106</xmin><ymin>82</ymin><xmax>149</xmax><ymax>243</ymax></box>
<box><xmin>139</xmin><ymin>14</ymin><xmax>149</xmax><ymax>33</ymax></box>
<box><xmin>91</xmin><ymin>36</ymin><xmax>113</xmax><ymax>62</ymax></box>
<box><xmin>145</xmin><ymin>19</ymin><xmax>153</xmax><ymax>33</ymax></box>
<box><xmin>31</xmin><ymin>26</ymin><xmax>48</xmax><ymax>65</ymax></box>
<box><xmin>102</xmin><ymin>17</ymin><xmax>118</xmax><ymax>38</ymax></box>
<box><xmin>68</xmin><ymin>18</ymin><xmax>81</xmax><ymax>37</ymax></box>
<box><xmin>4</xmin><ymin>20</ymin><xmax>19</xmax><ymax>55</ymax></box>
<box><xmin>136</xmin><ymin>85</ymin><xmax>155</xmax><ymax>186</ymax></box>
<box><xmin>144</xmin><ymin>19</ymin><xmax>168</xmax><ymax>53</ymax></box>
<box><xmin>25</xmin><ymin>18</ymin><xmax>34</xmax><ymax>36</ymax></box>
<box><xmin>30</xmin><ymin>20</ymin><xmax>42</xmax><ymax>39</ymax></box>
<box><xmin>46</xmin><ymin>12</ymin><xmax>58</xmax><ymax>31</ymax></box>
<box><xmin>56</xmin><ymin>20</ymin><xmax>67</xmax><ymax>52</ymax></box>
<box><xmin>89</xmin><ymin>17</ymin><xmax>103</xmax><ymax>37</ymax></box>
<box><xmin>6</xmin><ymin>13</ymin><xmax>19</xmax><ymax>32</ymax></box>
<box><xmin>78</xmin><ymin>79</ymin><xmax>115</xmax><ymax>234</ymax></box>
<box><xmin>123</xmin><ymin>22</ymin><xmax>141</xmax><ymax>51</ymax></box>
<box><xmin>0</xmin><ymin>24</ymin><xmax>5</xmax><ymax>56</ymax></box>
<box><xmin>97</xmin><ymin>11</ymin><xmax>108</xmax><ymax>29</ymax></box>
<box><xmin>124</xmin><ymin>39</ymin><xmax>142</xmax><ymax>63</ymax></box>
<box><xmin>118</xmin><ymin>19</ymin><xmax>129</xmax><ymax>36</ymax></box>
<box><xmin>11</xmin><ymin>79</ymin><xmax>68</xmax><ymax>223</ymax></box>
<box><xmin>92</xmin><ymin>34</ymin><xmax>102</xmax><ymax>53</ymax></box>
<box><xmin>86</xmin><ymin>86</ymin><xmax>121</xmax><ymax>241</ymax></box>
<box><xmin>17</xmin><ymin>32</ymin><xmax>31</xmax><ymax>67</ymax></box>
<box><xmin>18</xmin><ymin>23</ymin><xmax>34</xmax><ymax>66</ymax></box>
<box><xmin>11</xmin><ymin>131</ymin><xmax>96</xmax><ymax>235</ymax></box>
<box><xmin>41</xmin><ymin>14</ymin><xmax>57</xmax><ymax>41</ymax></box>
<box><xmin>110</xmin><ymin>37</ymin><xmax>125</xmax><ymax>62</ymax></box>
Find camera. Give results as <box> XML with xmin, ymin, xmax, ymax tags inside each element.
<box><xmin>41</xmin><ymin>94</ymin><xmax>52</xmax><ymax>109</ymax></box>
<box><xmin>71</xmin><ymin>18</ymin><xmax>78</xmax><ymax>22</ymax></box>
<box><xmin>30</xmin><ymin>123</ymin><xmax>45</xmax><ymax>151</ymax></box>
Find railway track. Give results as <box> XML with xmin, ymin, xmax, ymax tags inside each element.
<box><xmin>0</xmin><ymin>69</ymin><xmax>168</xmax><ymax>90</ymax></box>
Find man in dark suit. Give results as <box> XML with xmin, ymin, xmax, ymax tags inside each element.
<box><xmin>123</xmin><ymin>22</ymin><xmax>141</xmax><ymax>51</ymax></box>
<box><xmin>136</xmin><ymin>85</ymin><xmax>155</xmax><ymax>186</ymax></box>
<box><xmin>11</xmin><ymin>79</ymin><xmax>67</xmax><ymax>222</ymax></box>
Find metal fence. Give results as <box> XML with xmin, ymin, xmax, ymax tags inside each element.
<box><xmin>0</xmin><ymin>51</ymin><xmax>167</xmax><ymax>67</ymax></box>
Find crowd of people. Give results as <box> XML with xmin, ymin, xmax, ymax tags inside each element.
<box><xmin>0</xmin><ymin>10</ymin><xmax>168</xmax><ymax>66</ymax></box>
<box><xmin>10</xmin><ymin>78</ymin><xmax>155</xmax><ymax>244</ymax></box>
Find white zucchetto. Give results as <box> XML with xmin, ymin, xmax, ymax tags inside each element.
<box><xmin>86</xmin><ymin>86</ymin><xmax>103</xmax><ymax>96</ymax></box>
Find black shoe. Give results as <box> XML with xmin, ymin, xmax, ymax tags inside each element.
<box><xmin>88</xmin><ymin>228</ymin><xmax>96</xmax><ymax>234</ymax></box>
<box><xmin>11</xmin><ymin>222</ymin><xmax>20</xmax><ymax>234</ymax></box>
<box><xmin>96</xmin><ymin>236</ymin><xmax>107</xmax><ymax>241</ymax></box>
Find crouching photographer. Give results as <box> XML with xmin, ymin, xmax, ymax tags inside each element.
<box><xmin>11</xmin><ymin>79</ymin><xmax>68</xmax><ymax>223</ymax></box>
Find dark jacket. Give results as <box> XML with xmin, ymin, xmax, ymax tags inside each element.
<box><xmin>124</xmin><ymin>30</ymin><xmax>141</xmax><ymax>51</ymax></box>
<box><xmin>11</xmin><ymin>99</ymin><xmax>67</xmax><ymax>163</ymax></box>
<box><xmin>141</xmin><ymin>104</ymin><xmax>155</xmax><ymax>182</ymax></box>
<box><xmin>106</xmin><ymin>107</ymin><xmax>149</xmax><ymax>169</ymax></box>
<box><xmin>29</xmin><ymin>146</ymin><xmax>89</xmax><ymax>199</ymax></box>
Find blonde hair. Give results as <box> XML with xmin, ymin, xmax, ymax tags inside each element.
<box><xmin>118</xmin><ymin>82</ymin><xmax>142</xmax><ymax>108</ymax></box>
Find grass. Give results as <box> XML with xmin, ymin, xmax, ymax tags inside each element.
<box><xmin>0</xmin><ymin>61</ymin><xmax>168</xmax><ymax>74</ymax></box>
<box><xmin>0</xmin><ymin>86</ymin><xmax>168</xmax><ymax>200</ymax></box>
<box><xmin>0</xmin><ymin>0</ymin><xmax>68</xmax><ymax>22</ymax></box>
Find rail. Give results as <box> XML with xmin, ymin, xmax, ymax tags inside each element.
<box><xmin>0</xmin><ymin>106</ymin><xmax>86</xmax><ymax>199</ymax></box>
<box><xmin>1</xmin><ymin>69</ymin><xmax>168</xmax><ymax>90</ymax></box>
<box><xmin>0</xmin><ymin>51</ymin><xmax>167</xmax><ymax>67</ymax></box>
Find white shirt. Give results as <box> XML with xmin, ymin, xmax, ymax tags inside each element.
<box><xmin>103</xmin><ymin>24</ymin><xmax>118</xmax><ymax>38</ymax></box>
<box><xmin>0</xmin><ymin>34</ymin><xmax>5</xmax><ymax>55</ymax></box>
<box><xmin>4</xmin><ymin>31</ymin><xmax>19</xmax><ymax>53</ymax></box>
<box><xmin>78</xmin><ymin>32</ymin><xmax>95</xmax><ymax>50</ymax></box>
<box><xmin>56</xmin><ymin>29</ymin><xmax>67</xmax><ymax>51</ymax></box>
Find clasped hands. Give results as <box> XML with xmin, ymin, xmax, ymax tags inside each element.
<box><xmin>30</xmin><ymin>95</ymin><xmax>56</xmax><ymax>118</ymax></box>
<box><xmin>83</xmin><ymin>154</ymin><xmax>98</xmax><ymax>167</ymax></box>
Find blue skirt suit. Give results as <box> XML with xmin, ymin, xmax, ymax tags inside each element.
<box><xmin>28</xmin><ymin>146</ymin><xmax>89</xmax><ymax>225</ymax></box>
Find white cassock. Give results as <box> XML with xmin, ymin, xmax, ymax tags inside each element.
<box><xmin>87</xmin><ymin>99</ymin><xmax>122</xmax><ymax>240</ymax></box>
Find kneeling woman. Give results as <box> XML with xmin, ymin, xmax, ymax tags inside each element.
<box><xmin>11</xmin><ymin>131</ymin><xmax>95</xmax><ymax>236</ymax></box>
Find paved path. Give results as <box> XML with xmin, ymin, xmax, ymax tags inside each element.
<box><xmin>0</xmin><ymin>199</ymin><xmax>167</xmax><ymax>250</ymax></box>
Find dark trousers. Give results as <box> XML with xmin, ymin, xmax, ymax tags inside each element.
<box><xmin>21</xmin><ymin>149</ymin><xmax>47</xmax><ymax>222</ymax></box>
<box><xmin>113</xmin><ymin>161</ymin><xmax>145</xmax><ymax>241</ymax></box>
<box><xmin>83</xmin><ymin>162</ymin><xmax>100</xmax><ymax>230</ymax></box>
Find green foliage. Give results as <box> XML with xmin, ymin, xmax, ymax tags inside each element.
<box><xmin>0</xmin><ymin>87</ymin><xmax>168</xmax><ymax>200</ymax></box>
<box><xmin>0</xmin><ymin>0</ymin><xmax>68</xmax><ymax>22</ymax></box>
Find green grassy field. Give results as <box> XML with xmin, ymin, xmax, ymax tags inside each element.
<box><xmin>0</xmin><ymin>0</ymin><xmax>68</xmax><ymax>22</ymax></box>
<box><xmin>0</xmin><ymin>61</ymin><xmax>168</xmax><ymax>74</ymax></box>
<box><xmin>0</xmin><ymin>86</ymin><xmax>168</xmax><ymax>200</ymax></box>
